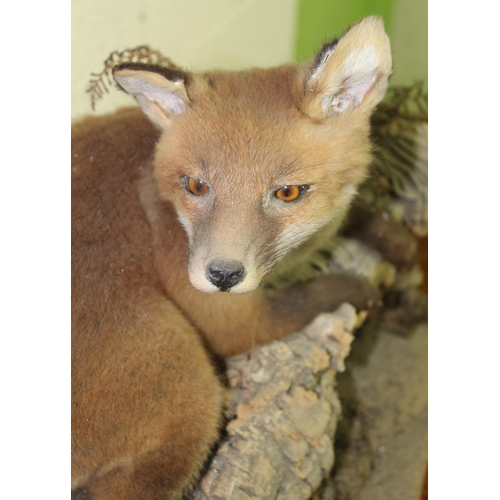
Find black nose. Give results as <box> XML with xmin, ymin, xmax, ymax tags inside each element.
<box><xmin>206</xmin><ymin>259</ymin><xmax>246</xmax><ymax>291</ymax></box>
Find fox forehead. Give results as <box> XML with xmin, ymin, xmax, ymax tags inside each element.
<box><xmin>153</xmin><ymin>67</ymin><xmax>371</xmax><ymax>192</ymax></box>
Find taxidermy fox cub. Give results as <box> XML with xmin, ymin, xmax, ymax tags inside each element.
<box><xmin>72</xmin><ymin>16</ymin><xmax>392</xmax><ymax>500</ymax></box>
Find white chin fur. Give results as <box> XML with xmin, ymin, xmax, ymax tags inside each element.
<box><xmin>227</xmin><ymin>279</ymin><xmax>260</xmax><ymax>294</ymax></box>
<box><xmin>188</xmin><ymin>272</ymin><xmax>219</xmax><ymax>294</ymax></box>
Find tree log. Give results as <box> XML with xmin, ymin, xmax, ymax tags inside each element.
<box><xmin>190</xmin><ymin>304</ymin><xmax>366</xmax><ymax>500</ymax></box>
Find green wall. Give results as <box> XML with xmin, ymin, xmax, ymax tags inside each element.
<box><xmin>294</xmin><ymin>0</ymin><xmax>427</xmax><ymax>88</ymax></box>
<box><xmin>295</xmin><ymin>0</ymin><xmax>395</xmax><ymax>61</ymax></box>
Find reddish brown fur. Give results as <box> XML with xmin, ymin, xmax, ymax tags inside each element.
<box><xmin>72</xmin><ymin>17</ymin><xmax>392</xmax><ymax>499</ymax></box>
<box><xmin>72</xmin><ymin>109</ymin><xmax>226</xmax><ymax>498</ymax></box>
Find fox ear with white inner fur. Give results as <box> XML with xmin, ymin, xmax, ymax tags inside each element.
<box><xmin>113</xmin><ymin>63</ymin><xmax>191</xmax><ymax>129</ymax></box>
<box><xmin>303</xmin><ymin>16</ymin><xmax>392</xmax><ymax>120</ymax></box>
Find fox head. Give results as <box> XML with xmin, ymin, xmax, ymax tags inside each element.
<box><xmin>113</xmin><ymin>16</ymin><xmax>392</xmax><ymax>294</ymax></box>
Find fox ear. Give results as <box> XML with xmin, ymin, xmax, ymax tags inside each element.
<box><xmin>303</xmin><ymin>16</ymin><xmax>392</xmax><ymax>120</ymax></box>
<box><xmin>113</xmin><ymin>63</ymin><xmax>190</xmax><ymax>129</ymax></box>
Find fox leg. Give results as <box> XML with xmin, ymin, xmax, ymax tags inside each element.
<box><xmin>71</xmin><ymin>298</ymin><xmax>225</xmax><ymax>500</ymax></box>
<box><xmin>267</xmin><ymin>273</ymin><xmax>379</xmax><ymax>320</ymax></box>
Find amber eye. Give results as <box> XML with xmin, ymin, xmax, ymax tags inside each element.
<box><xmin>274</xmin><ymin>185</ymin><xmax>307</xmax><ymax>202</ymax></box>
<box><xmin>185</xmin><ymin>177</ymin><xmax>209</xmax><ymax>196</ymax></box>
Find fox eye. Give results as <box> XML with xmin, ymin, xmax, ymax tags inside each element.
<box><xmin>184</xmin><ymin>177</ymin><xmax>209</xmax><ymax>196</ymax></box>
<box><xmin>274</xmin><ymin>185</ymin><xmax>308</xmax><ymax>202</ymax></box>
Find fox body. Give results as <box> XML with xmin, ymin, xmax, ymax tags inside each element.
<box><xmin>72</xmin><ymin>17</ymin><xmax>392</xmax><ymax>499</ymax></box>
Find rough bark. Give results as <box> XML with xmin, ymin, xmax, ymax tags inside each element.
<box><xmin>190</xmin><ymin>304</ymin><xmax>366</xmax><ymax>500</ymax></box>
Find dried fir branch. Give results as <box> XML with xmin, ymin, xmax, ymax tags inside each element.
<box><xmin>373</xmin><ymin>80</ymin><xmax>428</xmax><ymax>125</ymax></box>
<box><xmin>86</xmin><ymin>45</ymin><xmax>177</xmax><ymax>110</ymax></box>
<box><xmin>363</xmin><ymin>81</ymin><xmax>428</xmax><ymax>237</ymax></box>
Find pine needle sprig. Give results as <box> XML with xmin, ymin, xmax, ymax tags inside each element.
<box><xmin>374</xmin><ymin>81</ymin><xmax>428</xmax><ymax>126</ymax></box>
<box><xmin>86</xmin><ymin>46</ymin><xmax>175</xmax><ymax>110</ymax></box>
<box><xmin>367</xmin><ymin>80</ymin><xmax>428</xmax><ymax>236</ymax></box>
